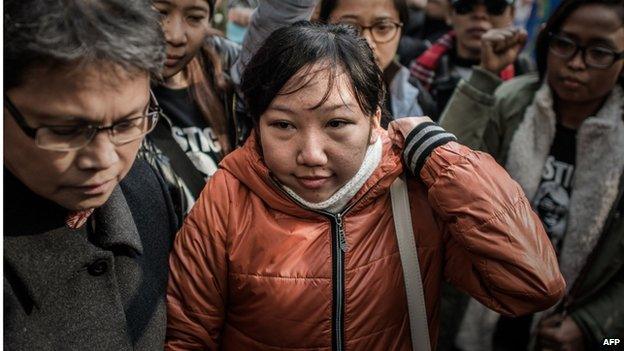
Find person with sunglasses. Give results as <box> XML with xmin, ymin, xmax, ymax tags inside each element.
<box><xmin>318</xmin><ymin>0</ymin><xmax>438</xmax><ymax>125</ymax></box>
<box><xmin>439</xmin><ymin>0</ymin><xmax>624</xmax><ymax>349</ymax></box>
<box><xmin>4</xmin><ymin>0</ymin><xmax>179</xmax><ymax>349</ymax></box>
<box><xmin>410</xmin><ymin>0</ymin><xmax>534</xmax><ymax>116</ymax></box>
<box><xmin>396</xmin><ymin>0</ymin><xmax>453</xmax><ymax>67</ymax></box>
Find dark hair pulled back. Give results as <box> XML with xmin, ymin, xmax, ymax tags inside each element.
<box><xmin>241</xmin><ymin>21</ymin><xmax>386</xmax><ymax>125</ymax></box>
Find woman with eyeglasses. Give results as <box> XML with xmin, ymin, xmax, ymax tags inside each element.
<box><xmin>318</xmin><ymin>0</ymin><xmax>438</xmax><ymax>125</ymax></box>
<box><xmin>439</xmin><ymin>0</ymin><xmax>624</xmax><ymax>349</ymax></box>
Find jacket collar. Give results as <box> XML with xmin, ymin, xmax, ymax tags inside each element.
<box><xmin>92</xmin><ymin>185</ymin><xmax>143</xmax><ymax>256</ymax></box>
<box><xmin>219</xmin><ymin>128</ymin><xmax>404</xmax><ymax>219</ymax></box>
<box><xmin>4</xmin><ymin>182</ymin><xmax>143</xmax><ymax>310</ymax></box>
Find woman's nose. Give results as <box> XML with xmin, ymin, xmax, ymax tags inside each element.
<box><xmin>296</xmin><ymin>132</ymin><xmax>328</xmax><ymax>167</ymax></box>
<box><xmin>163</xmin><ymin>15</ymin><xmax>187</xmax><ymax>47</ymax></box>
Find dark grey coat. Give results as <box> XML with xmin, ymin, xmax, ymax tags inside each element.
<box><xmin>4</xmin><ymin>159</ymin><xmax>178</xmax><ymax>350</ymax></box>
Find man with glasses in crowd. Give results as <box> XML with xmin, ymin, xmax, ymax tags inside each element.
<box><xmin>4</xmin><ymin>0</ymin><xmax>178</xmax><ymax>349</ymax></box>
<box><xmin>409</xmin><ymin>0</ymin><xmax>533</xmax><ymax>114</ymax></box>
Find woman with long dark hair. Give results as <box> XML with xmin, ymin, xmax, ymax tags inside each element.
<box><xmin>440</xmin><ymin>0</ymin><xmax>624</xmax><ymax>349</ymax></box>
<box><xmin>164</xmin><ymin>22</ymin><xmax>564</xmax><ymax>350</ymax></box>
<box><xmin>143</xmin><ymin>0</ymin><xmax>316</xmax><ymax>221</ymax></box>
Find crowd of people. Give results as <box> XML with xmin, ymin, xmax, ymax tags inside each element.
<box><xmin>3</xmin><ymin>0</ymin><xmax>623</xmax><ymax>350</ymax></box>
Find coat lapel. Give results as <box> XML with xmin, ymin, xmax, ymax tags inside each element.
<box><xmin>558</xmin><ymin>87</ymin><xmax>624</xmax><ymax>291</ymax></box>
<box><xmin>505</xmin><ymin>82</ymin><xmax>556</xmax><ymax>200</ymax></box>
<box><xmin>93</xmin><ymin>185</ymin><xmax>143</xmax><ymax>256</ymax></box>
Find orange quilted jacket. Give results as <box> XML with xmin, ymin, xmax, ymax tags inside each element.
<box><xmin>166</xmin><ymin>130</ymin><xmax>565</xmax><ymax>350</ymax></box>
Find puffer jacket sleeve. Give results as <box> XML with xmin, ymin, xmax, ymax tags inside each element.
<box><xmin>165</xmin><ymin>171</ymin><xmax>231</xmax><ymax>350</ymax></box>
<box><xmin>403</xmin><ymin>125</ymin><xmax>566</xmax><ymax>317</ymax></box>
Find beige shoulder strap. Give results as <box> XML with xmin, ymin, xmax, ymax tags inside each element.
<box><xmin>390</xmin><ymin>176</ymin><xmax>431</xmax><ymax>351</ymax></box>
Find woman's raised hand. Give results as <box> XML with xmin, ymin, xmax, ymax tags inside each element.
<box><xmin>387</xmin><ymin>116</ymin><xmax>434</xmax><ymax>149</ymax></box>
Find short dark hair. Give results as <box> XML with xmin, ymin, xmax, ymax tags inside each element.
<box><xmin>535</xmin><ymin>0</ymin><xmax>624</xmax><ymax>82</ymax></box>
<box><xmin>240</xmin><ymin>21</ymin><xmax>386</xmax><ymax>125</ymax></box>
<box><xmin>4</xmin><ymin>0</ymin><xmax>166</xmax><ymax>89</ymax></box>
<box><xmin>318</xmin><ymin>0</ymin><xmax>409</xmax><ymax>29</ymax></box>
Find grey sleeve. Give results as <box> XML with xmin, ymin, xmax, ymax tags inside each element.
<box><xmin>438</xmin><ymin>67</ymin><xmax>503</xmax><ymax>153</ymax></box>
<box><xmin>230</xmin><ymin>0</ymin><xmax>318</xmax><ymax>85</ymax></box>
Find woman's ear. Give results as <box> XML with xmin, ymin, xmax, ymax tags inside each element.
<box><xmin>369</xmin><ymin>108</ymin><xmax>382</xmax><ymax>144</ymax></box>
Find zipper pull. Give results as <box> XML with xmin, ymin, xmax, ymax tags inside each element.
<box><xmin>336</xmin><ymin>215</ymin><xmax>348</xmax><ymax>252</ymax></box>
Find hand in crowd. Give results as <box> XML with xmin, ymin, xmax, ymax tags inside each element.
<box><xmin>536</xmin><ymin>314</ymin><xmax>586</xmax><ymax>351</ymax></box>
<box><xmin>480</xmin><ymin>27</ymin><xmax>528</xmax><ymax>75</ymax></box>
<box><xmin>388</xmin><ymin>116</ymin><xmax>434</xmax><ymax>149</ymax></box>
<box><xmin>228</xmin><ymin>6</ymin><xmax>254</xmax><ymax>27</ymax></box>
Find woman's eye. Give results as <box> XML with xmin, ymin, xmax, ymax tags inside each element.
<box><xmin>553</xmin><ymin>37</ymin><xmax>574</xmax><ymax>49</ymax></box>
<box><xmin>271</xmin><ymin>121</ymin><xmax>293</xmax><ymax>130</ymax></box>
<box><xmin>188</xmin><ymin>15</ymin><xmax>205</xmax><ymax>23</ymax></box>
<box><xmin>588</xmin><ymin>47</ymin><xmax>613</xmax><ymax>59</ymax></box>
<box><xmin>327</xmin><ymin>120</ymin><xmax>348</xmax><ymax>128</ymax></box>
<box><xmin>374</xmin><ymin>23</ymin><xmax>393</xmax><ymax>34</ymax></box>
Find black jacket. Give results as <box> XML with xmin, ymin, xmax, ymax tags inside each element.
<box><xmin>3</xmin><ymin>160</ymin><xmax>177</xmax><ymax>350</ymax></box>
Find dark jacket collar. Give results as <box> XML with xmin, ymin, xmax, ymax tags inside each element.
<box><xmin>93</xmin><ymin>186</ymin><xmax>143</xmax><ymax>255</ymax></box>
<box><xmin>4</xmin><ymin>171</ymin><xmax>143</xmax><ymax>309</ymax></box>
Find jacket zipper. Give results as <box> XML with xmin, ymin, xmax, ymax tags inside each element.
<box><xmin>333</xmin><ymin>213</ymin><xmax>346</xmax><ymax>351</ymax></box>
<box><xmin>270</xmin><ymin>178</ymin><xmax>369</xmax><ymax>351</ymax></box>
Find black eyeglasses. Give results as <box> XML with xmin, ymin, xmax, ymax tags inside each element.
<box><xmin>4</xmin><ymin>90</ymin><xmax>161</xmax><ymax>151</ymax></box>
<box><xmin>338</xmin><ymin>20</ymin><xmax>403</xmax><ymax>44</ymax></box>
<box><xmin>548</xmin><ymin>33</ymin><xmax>624</xmax><ymax>69</ymax></box>
<box><xmin>452</xmin><ymin>0</ymin><xmax>511</xmax><ymax>16</ymax></box>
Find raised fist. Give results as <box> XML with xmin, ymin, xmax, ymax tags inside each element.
<box><xmin>480</xmin><ymin>27</ymin><xmax>528</xmax><ymax>75</ymax></box>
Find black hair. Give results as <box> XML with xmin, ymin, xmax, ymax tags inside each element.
<box><xmin>4</xmin><ymin>0</ymin><xmax>166</xmax><ymax>89</ymax></box>
<box><xmin>240</xmin><ymin>21</ymin><xmax>386</xmax><ymax>125</ymax></box>
<box><xmin>318</xmin><ymin>0</ymin><xmax>409</xmax><ymax>28</ymax></box>
<box><xmin>535</xmin><ymin>0</ymin><xmax>624</xmax><ymax>82</ymax></box>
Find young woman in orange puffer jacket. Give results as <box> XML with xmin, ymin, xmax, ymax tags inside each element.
<box><xmin>165</xmin><ymin>22</ymin><xmax>566</xmax><ymax>351</ymax></box>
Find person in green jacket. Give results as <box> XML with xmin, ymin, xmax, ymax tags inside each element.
<box><xmin>438</xmin><ymin>0</ymin><xmax>624</xmax><ymax>350</ymax></box>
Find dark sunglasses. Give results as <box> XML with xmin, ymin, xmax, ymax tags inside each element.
<box><xmin>452</xmin><ymin>0</ymin><xmax>511</xmax><ymax>16</ymax></box>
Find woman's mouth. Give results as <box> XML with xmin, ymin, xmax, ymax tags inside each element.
<box><xmin>560</xmin><ymin>76</ymin><xmax>585</xmax><ymax>90</ymax></box>
<box><xmin>165</xmin><ymin>55</ymin><xmax>184</xmax><ymax>67</ymax></box>
<box><xmin>295</xmin><ymin>176</ymin><xmax>332</xmax><ymax>190</ymax></box>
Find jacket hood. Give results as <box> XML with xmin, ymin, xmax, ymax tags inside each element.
<box><xmin>219</xmin><ymin>128</ymin><xmax>405</xmax><ymax>218</ymax></box>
